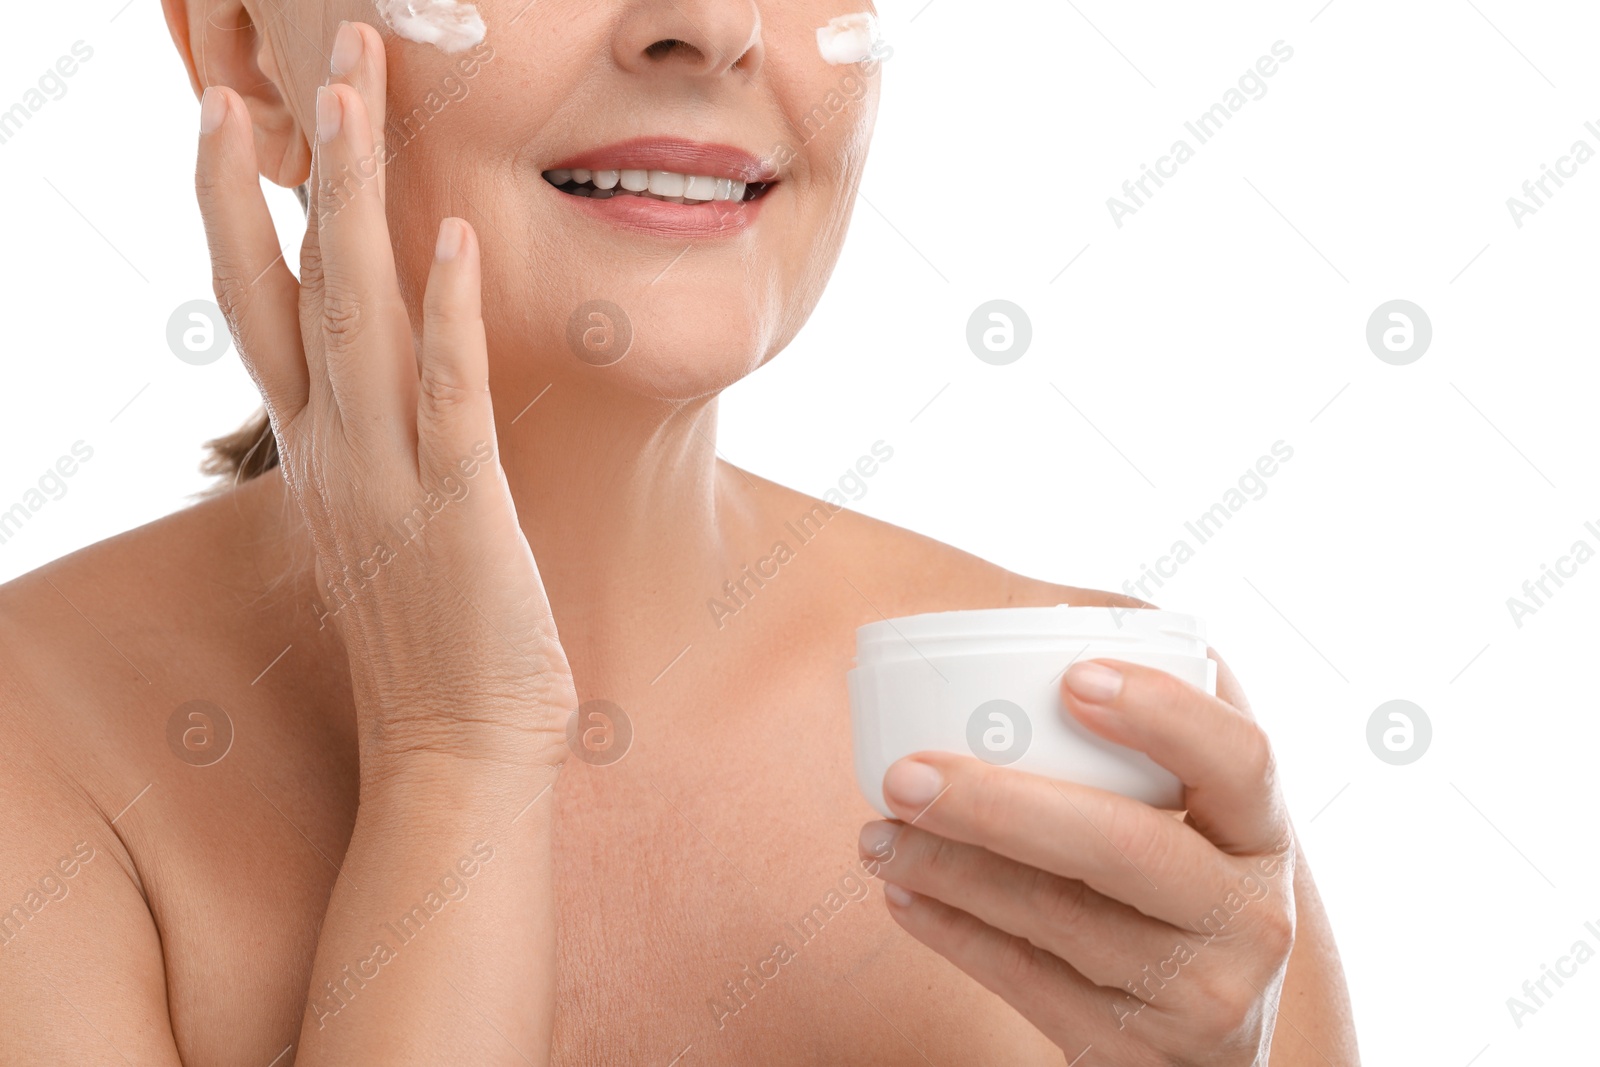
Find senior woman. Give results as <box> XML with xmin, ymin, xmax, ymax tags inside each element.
<box><xmin>0</xmin><ymin>2</ymin><xmax>1357</xmax><ymax>1063</ymax></box>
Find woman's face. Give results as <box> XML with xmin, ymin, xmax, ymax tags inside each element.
<box><xmin>263</xmin><ymin>0</ymin><xmax>882</xmax><ymax>402</ymax></box>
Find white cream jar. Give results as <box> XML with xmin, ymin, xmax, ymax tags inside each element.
<box><xmin>848</xmin><ymin>606</ymin><xmax>1216</xmax><ymax>817</ymax></box>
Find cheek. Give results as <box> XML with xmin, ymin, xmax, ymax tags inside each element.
<box><xmin>780</xmin><ymin>85</ymin><xmax>878</xmax><ymax>291</ymax></box>
<box><xmin>788</xmin><ymin>80</ymin><xmax>880</xmax><ymax>259</ymax></box>
<box><xmin>784</xmin><ymin>71</ymin><xmax>881</xmax><ymax>178</ymax></box>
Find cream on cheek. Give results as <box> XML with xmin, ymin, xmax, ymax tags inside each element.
<box><xmin>373</xmin><ymin>0</ymin><xmax>486</xmax><ymax>53</ymax></box>
<box><xmin>815</xmin><ymin>13</ymin><xmax>884</xmax><ymax>65</ymax></box>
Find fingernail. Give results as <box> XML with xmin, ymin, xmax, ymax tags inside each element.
<box><xmin>1065</xmin><ymin>662</ymin><xmax>1123</xmax><ymax>704</ymax></box>
<box><xmin>858</xmin><ymin>820</ymin><xmax>898</xmax><ymax>861</ymax></box>
<box><xmin>330</xmin><ymin>21</ymin><xmax>362</xmax><ymax>78</ymax></box>
<box><xmin>883</xmin><ymin>759</ymin><xmax>943</xmax><ymax>810</ymax></box>
<box><xmin>883</xmin><ymin>883</ymin><xmax>915</xmax><ymax>908</ymax></box>
<box><xmin>435</xmin><ymin>218</ymin><xmax>465</xmax><ymax>261</ymax></box>
<box><xmin>199</xmin><ymin>86</ymin><xmax>226</xmax><ymax>135</ymax></box>
<box><xmin>316</xmin><ymin>85</ymin><xmax>342</xmax><ymax>144</ymax></box>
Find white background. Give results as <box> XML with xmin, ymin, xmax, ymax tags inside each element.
<box><xmin>3</xmin><ymin>0</ymin><xmax>1598</xmax><ymax>1062</ymax></box>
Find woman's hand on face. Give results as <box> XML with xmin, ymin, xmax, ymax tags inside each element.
<box><xmin>860</xmin><ymin>659</ymin><xmax>1297</xmax><ymax>1066</ymax></box>
<box><xmin>194</xmin><ymin>22</ymin><xmax>575</xmax><ymax>776</ymax></box>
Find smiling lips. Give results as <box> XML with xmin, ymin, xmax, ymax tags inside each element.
<box><xmin>542</xmin><ymin>137</ymin><xmax>776</xmax><ymax>238</ymax></box>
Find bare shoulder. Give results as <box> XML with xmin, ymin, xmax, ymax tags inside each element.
<box><xmin>0</xmin><ymin>596</ymin><xmax>181</xmax><ymax>1060</ymax></box>
<box><xmin>0</xmin><ymin>471</ymin><xmax>309</xmax><ymax>780</ymax></box>
<box><xmin>0</xmin><ymin>552</ymin><xmax>172</xmax><ymax>1039</ymax></box>
<box><xmin>0</xmin><ymin>475</ymin><xmax>320</xmax><ymax>1060</ymax></box>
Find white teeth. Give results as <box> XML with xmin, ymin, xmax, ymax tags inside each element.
<box><xmin>545</xmin><ymin>166</ymin><xmax>759</xmax><ymax>203</ymax></box>
<box><xmin>648</xmin><ymin>170</ymin><xmax>687</xmax><ymax>197</ymax></box>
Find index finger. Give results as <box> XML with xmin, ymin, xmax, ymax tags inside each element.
<box><xmin>330</xmin><ymin>20</ymin><xmax>388</xmax><ymax>205</ymax></box>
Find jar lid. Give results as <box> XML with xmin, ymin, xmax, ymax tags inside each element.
<box><xmin>853</xmin><ymin>604</ymin><xmax>1208</xmax><ymax>665</ymax></box>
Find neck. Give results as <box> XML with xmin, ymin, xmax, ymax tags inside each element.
<box><xmin>490</xmin><ymin>374</ymin><xmax>733</xmax><ymax>683</ymax></box>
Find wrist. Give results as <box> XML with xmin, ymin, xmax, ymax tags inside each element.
<box><xmin>358</xmin><ymin>749</ymin><xmax>563</xmax><ymax>828</ymax></box>
<box><xmin>354</xmin><ymin>681</ymin><xmax>575</xmax><ymax>771</ymax></box>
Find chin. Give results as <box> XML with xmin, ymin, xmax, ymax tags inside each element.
<box><xmin>481</xmin><ymin>273</ymin><xmax>780</xmax><ymax>404</ymax></box>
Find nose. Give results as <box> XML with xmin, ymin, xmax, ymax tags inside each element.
<box><xmin>612</xmin><ymin>0</ymin><xmax>764</xmax><ymax>79</ymax></box>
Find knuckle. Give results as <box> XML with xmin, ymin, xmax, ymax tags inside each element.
<box><xmin>1101</xmin><ymin>802</ymin><xmax>1168</xmax><ymax>873</ymax></box>
<box><xmin>193</xmin><ymin>166</ymin><xmax>232</xmax><ymax>210</ymax></box>
<box><xmin>210</xmin><ymin>269</ymin><xmax>253</xmax><ymax>331</ymax></box>
<box><xmin>1029</xmin><ymin>868</ymin><xmax>1090</xmax><ymax>930</ymax></box>
<box><xmin>1257</xmin><ymin>901</ymin><xmax>1296</xmax><ymax>960</ymax></box>
<box><xmin>419</xmin><ymin>363</ymin><xmax>473</xmax><ymax>411</ymax></box>
<box><xmin>318</xmin><ymin>162</ymin><xmax>373</xmax><ymax>217</ymax></box>
<box><xmin>1263</xmin><ymin>834</ymin><xmax>1296</xmax><ymax>880</ymax></box>
<box><xmin>916</xmin><ymin>831</ymin><xmax>962</xmax><ymax>882</ymax></box>
<box><xmin>423</xmin><ymin>284</ymin><xmax>469</xmax><ymax>327</ymax></box>
<box><xmin>1237</xmin><ymin>721</ymin><xmax>1277</xmax><ymax>783</ymax></box>
<box><xmin>965</xmin><ymin>767</ymin><xmax>1021</xmax><ymax>832</ymax></box>
<box><xmin>1199</xmin><ymin>974</ymin><xmax>1260</xmax><ymax>1036</ymax></box>
<box><xmin>321</xmin><ymin>290</ymin><xmax>367</xmax><ymax>352</ymax></box>
<box><xmin>1140</xmin><ymin>664</ymin><xmax>1190</xmax><ymax>707</ymax></box>
<box><xmin>993</xmin><ymin>932</ymin><xmax>1042</xmax><ymax>991</ymax></box>
<box><xmin>299</xmin><ymin>235</ymin><xmax>325</xmax><ymax>286</ymax></box>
